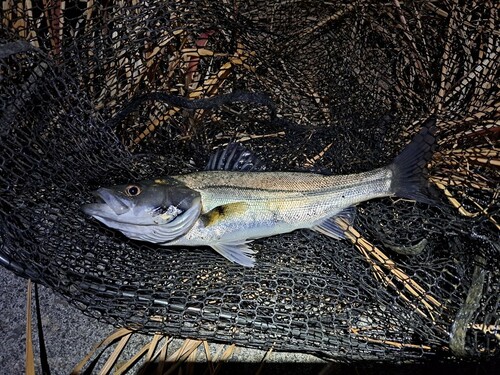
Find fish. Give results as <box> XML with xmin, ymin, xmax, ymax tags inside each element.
<box><xmin>82</xmin><ymin>116</ymin><xmax>437</xmax><ymax>267</ymax></box>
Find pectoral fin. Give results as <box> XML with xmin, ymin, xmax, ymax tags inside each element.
<box><xmin>201</xmin><ymin>202</ymin><xmax>249</xmax><ymax>227</ymax></box>
<box><xmin>211</xmin><ymin>241</ymin><xmax>257</xmax><ymax>267</ymax></box>
<box><xmin>312</xmin><ymin>206</ymin><xmax>356</xmax><ymax>239</ymax></box>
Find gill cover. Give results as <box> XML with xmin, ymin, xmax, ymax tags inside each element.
<box><xmin>121</xmin><ymin>195</ymin><xmax>202</xmax><ymax>244</ymax></box>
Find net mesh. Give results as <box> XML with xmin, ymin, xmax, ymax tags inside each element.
<box><xmin>1</xmin><ymin>0</ymin><xmax>499</xmax><ymax>361</ymax></box>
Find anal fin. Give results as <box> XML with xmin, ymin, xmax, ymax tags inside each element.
<box><xmin>312</xmin><ymin>206</ymin><xmax>356</xmax><ymax>240</ymax></box>
<box><xmin>211</xmin><ymin>240</ymin><xmax>257</xmax><ymax>267</ymax></box>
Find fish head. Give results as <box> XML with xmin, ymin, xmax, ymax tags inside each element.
<box><xmin>82</xmin><ymin>178</ymin><xmax>202</xmax><ymax>243</ymax></box>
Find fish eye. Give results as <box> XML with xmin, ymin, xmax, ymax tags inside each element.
<box><xmin>124</xmin><ymin>184</ymin><xmax>142</xmax><ymax>197</ymax></box>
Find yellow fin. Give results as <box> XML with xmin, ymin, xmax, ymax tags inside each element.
<box><xmin>202</xmin><ymin>202</ymin><xmax>249</xmax><ymax>227</ymax></box>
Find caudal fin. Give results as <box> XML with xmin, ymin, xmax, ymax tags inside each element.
<box><xmin>390</xmin><ymin>116</ymin><xmax>437</xmax><ymax>203</ymax></box>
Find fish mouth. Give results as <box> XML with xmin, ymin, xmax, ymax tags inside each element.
<box><xmin>82</xmin><ymin>188</ymin><xmax>132</xmax><ymax>217</ymax></box>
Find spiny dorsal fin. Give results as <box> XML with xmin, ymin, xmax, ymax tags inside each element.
<box><xmin>205</xmin><ymin>143</ymin><xmax>266</xmax><ymax>171</ymax></box>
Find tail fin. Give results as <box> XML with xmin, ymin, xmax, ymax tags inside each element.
<box><xmin>389</xmin><ymin>116</ymin><xmax>437</xmax><ymax>204</ymax></box>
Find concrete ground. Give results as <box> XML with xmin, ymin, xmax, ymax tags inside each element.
<box><xmin>0</xmin><ymin>266</ymin><xmax>327</xmax><ymax>374</ymax></box>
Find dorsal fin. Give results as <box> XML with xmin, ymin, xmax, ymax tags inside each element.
<box><xmin>205</xmin><ymin>143</ymin><xmax>266</xmax><ymax>171</ymax></box>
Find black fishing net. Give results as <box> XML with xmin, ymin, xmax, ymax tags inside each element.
<box><xmin>1</xmin><ymin>0</ymin><xmax>498</xmax><ymax>362</ymax></box>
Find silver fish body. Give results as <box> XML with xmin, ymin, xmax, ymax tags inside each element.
<box><xmin>82</xmin><ymin>117</ymin><xmax>436</xmax><ymax>266</ymax></box>
<box><xmin>169</xmin><ymin>167</ymin><xmax>391</xmax><ymax>242</ymax></box>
